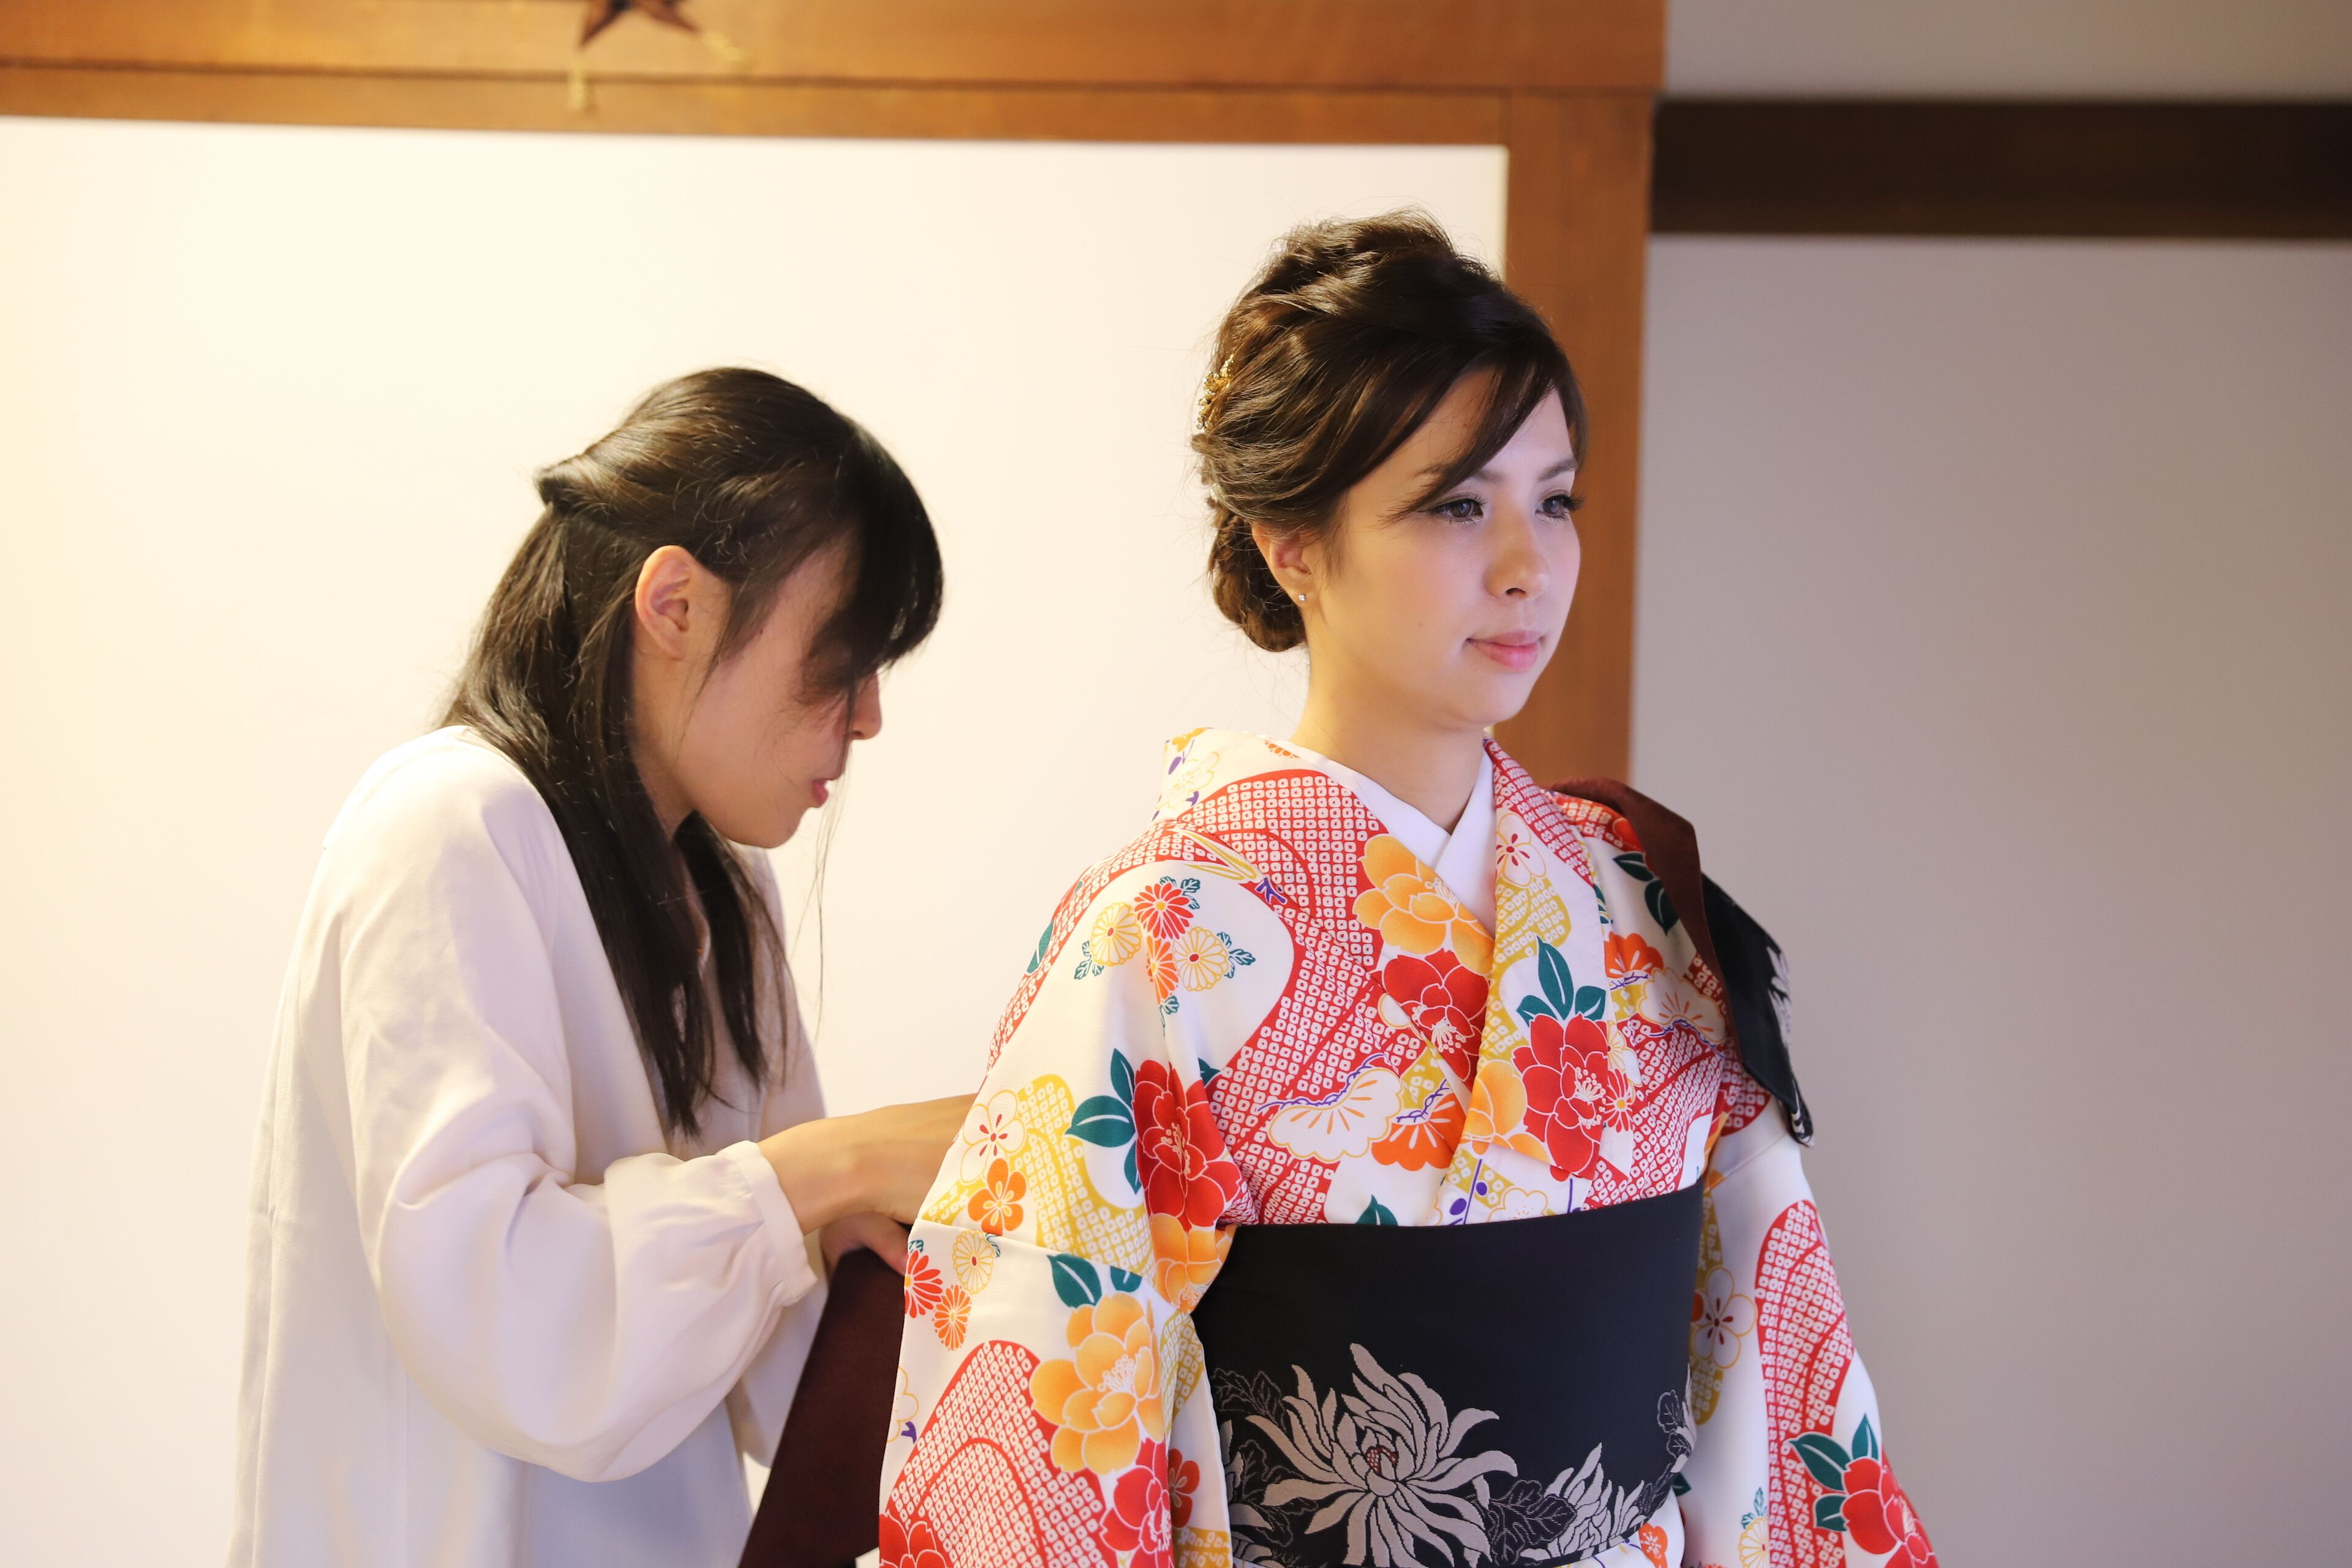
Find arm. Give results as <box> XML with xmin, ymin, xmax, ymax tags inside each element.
<box><xmin>1681</xmin><ymin>1092</ymin><xmax>1934</xmax><ymax>1568</ymax></box>
<box><xmin>880</xmin><ymin>865</ymin><xmax>1246</xmax><ymax>1568</ymax></box>
<box><xmin>326</xmin><ymin>755</ymin><xmax>819</xmax><ymax>1483</ymax></box>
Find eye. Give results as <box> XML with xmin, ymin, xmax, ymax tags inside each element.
<box><xmin>1541</xmin><ymin>491</ymin><xmax>1586</xmax><ymax>519</ymax></box>
<box><xmin>1431</xmin><ymin>496</ymin><xmax>1485</xmax><ymax>522</ymax></box>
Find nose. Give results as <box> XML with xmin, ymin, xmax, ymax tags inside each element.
<box><xmin>847</xmin><ymin>673</ymin><xmax>884</xmax><ymax>743</ymax></box>
<box><xmin>1488</xmin><ymin>502</ymin><xmax>1551</xmax><ymax>601</ymax></box>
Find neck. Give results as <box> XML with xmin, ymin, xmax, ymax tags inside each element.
<box><xmin>630</xmin><ymin>708</ymin><xmax>693</xmax><ymax>841</ymax></box>
<box><xmin>1289</xmin><ymin>685</ymin><xmax>1486</xmax><ymax>832</ymax></box>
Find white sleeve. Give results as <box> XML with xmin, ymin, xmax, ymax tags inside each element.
<box><xmin>323</xmin><ymin>755</ymin><xmax>821</xmax><ymax>1483</ymax></box>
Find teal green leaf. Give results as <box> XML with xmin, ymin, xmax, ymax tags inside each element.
<box><xmin>1813</xmin><ymin>1496</ymin><xmax>1849</xmax><ymax>1532</ymax></box>
<box><xmin>1574</xmin><ymin>984</ymin><xmax>1606</xmax><ymax>1020</ymax></box>
<box><xmin>1027</xmin><ymin>922</ymin><xmax>1054</xmax><ymax>974</ymax></box>
<box><xmin>1049</xmin><ymin>1253</ymin><xmax>1103</xmax><ymax>1308</ymax></box>
<box><xmin>1852</xmin><ymin>1415</ymin><xmax>1879</xmax><ymax>1461</ymax></box>
<box><xmin>1108</xmin><ymin>1050</ymin><xmax>1135</xmax><ymax>1104</ymax></box>
<box><xmin>1109</xmin><ymin>1267</ymin><xmax>1144</xmax><ymax>1294</ymax></box>
<box><xmin>1536</xmin><ymin>940</ymin><xmax>1575</xmax><ymax>1016</ymax></box>
<box><xmin>1613</xmin><ymin>852</ymin><xmax>1655</xmax><ymax>884</ymax></box>
<box><xmin>1516</xmin><ymin>995</ymin><xmax>1558</xmax><ymax>1026</ymax></box>
<box><xmin>1069</xmin><ymin>1096</ymin><xmax>1135</xmax><ymax>1148</ymax></box>
<box><xmin>1357</xmin><ymin>1196</ymin><xmax>1398</xmax><ymax>1226</ymax></box>
<box><xmin>1789</xmin><ymin>1432</ymin><xmax>1851</xmax><ymax>1490</ymax></box>
<box><xmin>1646</xmin><ymin>880</ymin><xmax>1679</xmax><ymax>932</ymax></box>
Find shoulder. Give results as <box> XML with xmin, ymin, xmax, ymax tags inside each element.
<box><xmin>318</xmin><ymin>728</ymin><xmax>571</xmax><ymax>906</ymax></box>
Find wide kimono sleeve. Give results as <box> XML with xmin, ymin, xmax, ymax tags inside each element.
<box><xmin>1680</xmin><ymin>1091</ymin><xmax>1934</xmax><ymax>1568</ymax></box>
<box><xmin>881</xmin><ymin>860</ymin><xmax>1281</xmax><ymax>1568</ymax></box>
<box><xmin>320</xmin><ymin>745</ymin><xmax>821</xmax><ymax>1484</ymax></box>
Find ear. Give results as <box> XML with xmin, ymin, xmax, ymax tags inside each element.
<box><xmin>1249</xmin><ymin>521</ymin><xmax>1321</xmax><ymax>606</ymax></box>
<box><xmin>633</xmin><ymin>545</ymin><xmax>714</xmax><ymax>662</ymax></box>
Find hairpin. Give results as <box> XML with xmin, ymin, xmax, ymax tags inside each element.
<box><xmin>1194</xmin><ymin>355</ymin><xmax>1235</xmax><ymax>436</ymax></box>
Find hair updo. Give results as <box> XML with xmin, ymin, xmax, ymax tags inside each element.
<box><xmin>1194</xmin><ymin>211</ymin><xmax>1585</xmax><ymax>652</ymax></box>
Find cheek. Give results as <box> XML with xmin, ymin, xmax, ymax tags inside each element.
<box><xmin>1554</xmin><ymin>526</ymin><xmax>1584</xmax><ymax>606</ymax></box>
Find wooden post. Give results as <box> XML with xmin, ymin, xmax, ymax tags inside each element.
<box><xmin>1494</xmin><ymin>91</ymin><xmax>1655</xmax><ymax>784</ymax></box>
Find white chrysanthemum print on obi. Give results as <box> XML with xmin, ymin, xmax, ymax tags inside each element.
<box><xmin>1240</xmin><ymin>1344</ymin><xmax>1515</xmax><ymax>1566</ymax></box>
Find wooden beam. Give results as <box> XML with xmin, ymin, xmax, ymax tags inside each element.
<box><xmin>1654</xmin><ymin>99</ymin><xmax>2352</xmax><ymax>239</ymax></box>
<box><xmin>0</xmin><ymin>67</ymin><xmax>1506</xmax><ymax>145</ymax></box>
<box><xmin>0</xmin><ymin>0</ymin><xmax>1664</xmax><ymax>92</ymax></box>
<box><xmin>1493</xmin><ymin>91</ymin><xmax>1653</xmax><ymax>783</ymax></box>
<box><xmin>0</xmin><ymin>0</ymin><xmax>1664</xmax><ymax>782</ymax></box>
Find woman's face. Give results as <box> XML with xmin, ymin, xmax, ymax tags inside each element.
<box><xmin>1275</xmin><ymin>374</ymin><xmax>1581</xmax><ymax>737</ymax></box>
<box><xmin>636</xmin><ymin>543</ymin><xmax>881</xmax><ymax>850</ymax></box>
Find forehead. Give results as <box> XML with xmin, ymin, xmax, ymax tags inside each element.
<box><xmin>1387</xmin><ymin>377</ymin><xmax>1577</xmax><ymax>490</ymax></box>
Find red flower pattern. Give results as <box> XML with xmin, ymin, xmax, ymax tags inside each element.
<box><xmin>1602</xmin><ymin>932</ymin><xmax>1665</xmax><ymax>983</ymax></box>
<box><xmin>1167</xmin><ymin>1446</ymin><xmax>1200</xmax><ymax>1530</ymax></box>
<box><xmin>1379</xmin><ymin>950</ymin><xmax>1490</xmax><ymax>1080</ymax></box>
<box><xmin>902</xmin><ymin>1249</ymin><xmax>945</xmax><ymax>1319</ymax></box>
<box><xmin>1129</xmin><ymin>879</ymin><xmax>1196</xmax><ymax>942</ymax></box>
<box><xmin>1134</xmin><ymin>1060</ymin><xmax>1242</xmax><ymax>1227</ymax></box>
<box><xmin>1102</xmin><ymin>1441</ymin><xmax>1172</xmax><ymax>1562</ymax></box>
<box><xmin>1842</xmin><ymin>1456</ymin><xmax>1936</xmax><ymax>1567</ymax></box>
<box><xmin>879</xmin><ymin>1512</ymin><xmax>952</xmax><ymax>1568</ymax></box>
<box><xmin>1513</xmin><ymin>1012</ymin><xmax>1623</xmax><ymax>1179</ymax></box>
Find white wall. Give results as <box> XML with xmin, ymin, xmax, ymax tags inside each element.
<box><xmin>10</xmin><ymin>111</ymin><xmax>2346</xmax><ymax>1568</ymax></box>
<box><xmin>1667</xmin><ymin>0</ymin><xmax>2352</xmax><ymax>97</ymax></box>
<box><xmin>1635</xmin><ymin>236</ymin><xmax>2352</xmax><ymax>1565</ymax></box>
<box><xmin>0</xmin><ymin>116</ymin><xmax>1502</xmax><ymax>1567</ymax></box>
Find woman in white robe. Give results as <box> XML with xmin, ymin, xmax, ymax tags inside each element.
<box><xmin>230</xmin><ymin>369</ymin><xmax>967</xmax><ymax>1568</ymax></box>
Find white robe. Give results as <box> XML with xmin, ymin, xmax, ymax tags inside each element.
<box><xmin>229</xmin><ymin>729</ymin><xmax>826</xmax><ymax>1568</ymax></box>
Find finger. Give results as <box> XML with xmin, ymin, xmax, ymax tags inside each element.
<box><xmin>824</xmin><ymin>1211</ymin><xmax>910</xmax><ymax>1273</ymax></box>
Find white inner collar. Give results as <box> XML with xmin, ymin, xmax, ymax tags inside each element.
<box><xmin>1281</xmin><ymin>741</ymin><xmax>1498</xmax><ymax>931</ymax></box>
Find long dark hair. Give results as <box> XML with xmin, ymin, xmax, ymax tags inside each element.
<box><xmin>445</xmin><ymin>368</ymin><xmax>943</xmax><ymax>1137</ymax></box>
<box><xmin>1194</xmin><ymin>211</ymin><xmax>1583</xmax><ymax>650</ymax></box>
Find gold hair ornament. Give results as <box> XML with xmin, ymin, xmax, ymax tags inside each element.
<box><xmin>1194</xmin><ymin>355</ymin><xmax>1235</xmax><ymax>436</ymax></box>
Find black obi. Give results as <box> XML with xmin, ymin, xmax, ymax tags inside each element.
<box><xmin>1192</xmin><ymin>1182</ymin><xmax>1703</xmax><ymax>1568</ymax></box>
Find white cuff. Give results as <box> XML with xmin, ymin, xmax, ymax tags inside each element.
<box><xmin>720</xmin><ymin>1139</ymin><xmax>821</xmax><ymax>1304</ymax></box>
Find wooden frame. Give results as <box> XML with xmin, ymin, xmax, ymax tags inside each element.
<box><xmin>1656</xmin><ymin>99</ymin><xmax>2352</xmax><ymax>239</ymax></box>
<box><xmin>0</xmin><ymin>0</ymin><xmax>1664</xmax><ymax>781</ymax></box>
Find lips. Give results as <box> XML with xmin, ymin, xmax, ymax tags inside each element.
<box><xmin>1469</xmin><ymin>631</ymin><xmax>1544</xmax><ymax>673</ymax></box>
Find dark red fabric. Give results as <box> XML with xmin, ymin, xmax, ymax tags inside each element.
<box><xmin>737</xmin><ymin>1248</ymin><xmax>903</xmax><ymax>1568</ymax></box>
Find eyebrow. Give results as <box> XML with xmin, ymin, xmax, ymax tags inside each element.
<box><xmin>1426</xmin><ymin>454</ymin><xmax>1580</xmax><ymax>487</ymax></box>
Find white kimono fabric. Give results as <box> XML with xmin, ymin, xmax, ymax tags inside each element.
<box><xmin>230</xmin><ymin>729</ymin><xmax>826</xmax><ymax>1568</ymax></box>
<box><xmin>881</xmin><ymin>731</ymin><xmax>1932</xmax><ymax>1568</ymax></box>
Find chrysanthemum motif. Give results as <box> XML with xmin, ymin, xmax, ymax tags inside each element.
<box><xmin>949</xmin><ymin>1228</ymin><xmax>1000</xmax><ymax>1292</ymax></box>
<box><xmin>1248</xmin><ymin>1344</ymin><xmax>1515</xmax><ymax>1566</ymax></box>
<box><xmin>1174</xmin><ymin>925</ymin><xmax>1232</xmax><ymax>992</ymax></box>
<box><xmin>1532</xmin><ymin>1391</ymin><xmax>1695</xmax><ymax>1561</ymax></box>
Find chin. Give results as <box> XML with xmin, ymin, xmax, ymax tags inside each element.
<box><xmin>1457</xmin><ymin>676</ymin><xmax>1543</xmax><ymax>733</ymax></box>
<box><xmin>711</xmin><ymin>807</ymin><xmax>800</xmax><ymax>851</ymax></box>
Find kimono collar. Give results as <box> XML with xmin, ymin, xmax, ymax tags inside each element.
<box><xmin>1155</xmin><ymin>729</ymin><xmax>1499</xmax><ymax>932</ymax></box>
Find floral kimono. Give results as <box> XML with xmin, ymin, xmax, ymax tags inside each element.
<box><xmin>879</xmin><ymin>731</ymin><xmax>1932</xmax><ymax>1568</ymax></box>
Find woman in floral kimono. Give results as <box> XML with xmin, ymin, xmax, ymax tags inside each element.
<box><xmin>878</xmin><ymin>214</ymin><xmax>1934</xmax><ymax>1568</ymax></box>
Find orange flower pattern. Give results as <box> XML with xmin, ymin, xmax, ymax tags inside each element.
<box><xmin>1027</xmin><ymin>1292</ymin><xmax>1166</xmax><ymax>1476</ymax></box>
<box><xmin>883</xmin><ymin>729</ymin><xmax>1912</xmax><ymax>1568</ymax></box>
<box><xmin>967</xmin><ymin>1156</ymin><xmax>1027</xmax><ymax>1235</ymax></box>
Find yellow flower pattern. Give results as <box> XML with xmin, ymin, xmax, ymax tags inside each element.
<box><xmin>1028</xmin><ymin>1293</ymin><xmax>1166</xmax><ymax>1476</ymax></box>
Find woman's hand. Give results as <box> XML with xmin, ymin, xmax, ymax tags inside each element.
<box><xmin>759</xmin><ymin>1094</ymin><xmax>971</xmax><ymax>1235</ymax></box>
<box><xmin>819</xmin><ymin>1211</ymin><xmax>910</xmax><ymax>1274</ymax></box>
